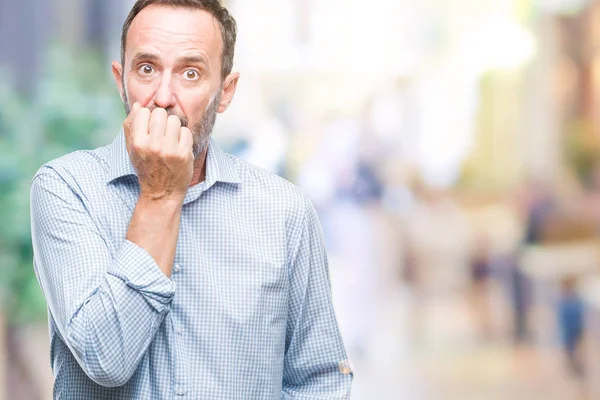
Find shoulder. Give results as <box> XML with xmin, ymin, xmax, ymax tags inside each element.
<box><xmin>232</xmin><ymin>154</ymin><xmax>309</xmax><ymax>202</ymax></box>
<box><xmin>227</xmin><ymin>153</ymin><xmax>315</xmax><ymax>224</ymax></box>
<box><xmin>32</xmin><ymin>145</ymin><xmax>110</xmax><ymax>190</ymax></box>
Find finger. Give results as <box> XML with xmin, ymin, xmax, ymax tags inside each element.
<box><xmin>131</xmin><ymin>107</ymin><xmax>151</xmax><ymax>146</ymax></box>
<box><xmin>164</xmin><ymin>115</ymin><xmax>182</xmax><ymax>151</ymax></box>
<box><xmin>149</xmin><ymin>108</ymin><xmax>168</xmax><ymax>136</ymax></box>
<box><xmin>130</xmin><ymin>102</ymin><xmax>141</xmax><ymax>115</ymax></box>
<box><xmin>178</xmin><ymin>127</ymin><xmax>193</xmax><ymax>154</ymax></box>
<box><xmin>123</xmin><ymin>102</ymin><xmax>141</xmax><ymax>136</ymax></box>
<box><xmin>148</xmin><ymin>108</ymin><xmax>168</xmax><ymax>148</ymax></box>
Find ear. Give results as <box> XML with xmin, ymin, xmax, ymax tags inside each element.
<box><xmin>217</xmin><ymin>72</ymin><xmax>240</xmax><ymax>113</ymax></box>
<box><xmin>112</xmin><ymin>61</ymin><xmax>125</xmax><ymax>103</ymax></box>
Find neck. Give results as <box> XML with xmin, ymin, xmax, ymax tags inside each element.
<box><xmin>190</xmin><ymin>148</ymin><xmax>208</xmax><ymax>187</ymax></box>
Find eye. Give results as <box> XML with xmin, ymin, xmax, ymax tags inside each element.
<box><xmin>138</xmin><ymin>64</ymin><xmax>154</xmax><ymax>75</ymax></box>
<box><xmin>183</xmin><ymin>69</ymin><xmax>200</xmax><ymax>80</ymax></box>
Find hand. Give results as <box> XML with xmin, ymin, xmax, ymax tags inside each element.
<box><xmin>123</xmin><ymin>103</ymin><xmax>194</xmax><ymax>201</ymax></box>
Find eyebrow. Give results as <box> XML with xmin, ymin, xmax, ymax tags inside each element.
<box><xmin>179</xmin><ymin>56</ymin><xmax>209</xmax><ymax>68</ymax></box>
<box><xmin>130</xmin><ymin>52</ymin><xmax>160</xmax><ymax>69</ymax></box>
<box><xmin>129</xmin><ymin>53</ymin><xmax>209</xmax><ymax>69</ymax></box>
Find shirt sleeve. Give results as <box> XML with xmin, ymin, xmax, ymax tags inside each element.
<box><xmin>282</xmin><ymin>192</ymin><xmax>353</xmax><ymax>399</ymax></box>
<box><xmin>30</xmin><ymin>167</ymin><xmax>176</xmax><ymax>388</ymax></box>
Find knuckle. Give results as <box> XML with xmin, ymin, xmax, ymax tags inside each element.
<box><xmin>130</xmin><ymin>137</ymin><xmax>142</xmax><ymax>151</ymax></box>
<box><xmin>164</xmin><ymin>151</ymin><xmax>185</xmax><ymax>164</ymax></box>
<box><xmin>166</xmin><ymin>152</ymin><xmax>182</xmax><ymax>162</ymax></box>
<box><xmin>148</xmin><ymin>143</ymin><xmax>161</xmax><ymax>155</ymax></box>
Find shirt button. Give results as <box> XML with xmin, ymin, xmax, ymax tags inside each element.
<box><xmin>173</xmin><ymin>264</ymin><xmax>182</xmax><ymax>273</ymax></box>
<box><xmin>176</xmin><ymin>387</ymin><xmax>185</xmax><ymax>396</ymax></box>
<box><xmin>175</xmin><ymin>326</ymin><xmax>183</xmax><ymax>335</ymax></box>
<box><xmin>338</xmin><ymin>359</ymin><xmax>354</xmax><ymax>375</ymax></box>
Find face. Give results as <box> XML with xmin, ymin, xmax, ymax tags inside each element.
<box><xmin>112</xmin><ymin>5</ymin><xmax>239</xmax><ymax>157</ymax></box>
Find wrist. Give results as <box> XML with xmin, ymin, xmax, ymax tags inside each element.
<box><xmin>138</xmin><ymin>191</ymin><xmax>185</xmax><ymax>208</ymax></box>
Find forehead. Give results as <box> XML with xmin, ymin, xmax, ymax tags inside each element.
<box><xmin>126</xmin><ymin>5</ymin><xmax>222</xmax><ymax>62</ymax></box>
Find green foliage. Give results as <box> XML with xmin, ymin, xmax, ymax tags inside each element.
<box><xmin>0</xmin><ymin>44</ymin><xmax>124</xmax><ymax>325</ymax></box>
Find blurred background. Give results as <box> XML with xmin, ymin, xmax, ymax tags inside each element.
<box><xmin>5</xmin><ymin>0</ymin><xmax>600</xmax><ymax>399</ymax></box>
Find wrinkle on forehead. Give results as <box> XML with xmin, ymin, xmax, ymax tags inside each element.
<box><xmin>126</xmin><ymin>5</ymin><xmax>223</xmax><ymax>65</ymax></box>
<box><xmin>136</xmin><ymin>28</ymin><xmax>212</xmax><ymax>56</ymax></box>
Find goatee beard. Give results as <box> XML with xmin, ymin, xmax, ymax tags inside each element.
<box><xmin>123</xmin><ymin>89</ymin><xmax>221</xmax><ymax>159</ymax></box>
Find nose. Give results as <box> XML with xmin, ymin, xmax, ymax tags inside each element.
<box><xmin>152</xmin><ymin>73</ymin><xmax>177</xmax><ymax>109</ymax></box>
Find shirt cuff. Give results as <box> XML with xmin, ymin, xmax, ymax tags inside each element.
<box><xmin>107</xmin><ymin>240</ymin><xmax>176</xmax><ymax>312</ymax></box>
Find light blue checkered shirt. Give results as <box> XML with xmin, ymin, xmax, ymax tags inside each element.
<box><xmin>30</xmin><ymin>131</ymin><xmax>353</xmax><ymax>399</ymax></box>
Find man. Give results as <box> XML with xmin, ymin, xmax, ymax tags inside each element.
<box><xmin>30</xmin><ymin>1</ymin><xmax>353</xmax><ymax>398</ymax></box>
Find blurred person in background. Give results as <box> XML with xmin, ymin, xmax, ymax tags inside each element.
<box><xmin>468</xmin><ymin>234</ymin><xmax>494</xmax><ymax>339</ymax></box>
<box><xmin>557</xmin><ymin>276</ymin><xmax>584</xmax><ymax>377</ymax></box>
<box><xmin>29</xmin><ymin>0</ymin><xmax>352</xmax><ymax>398</ymax></box>
<box><xmin>511</xmin><ymin>180</ymin><xmax>556</xmax><ymax>344</ymax></box>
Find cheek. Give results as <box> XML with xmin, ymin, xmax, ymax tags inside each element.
<box><xmin>126</xmin><ymin>80</ymin><xmax>157</xmax><ymax>106</ymax></box>
<box><xmin>176</xmin><ymin>90</ymin><xmax>213</xmax><ymax>122</ymax></box>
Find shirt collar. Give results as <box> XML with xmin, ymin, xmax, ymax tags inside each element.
<box><xmin>106</xmin><ymin>130</ymin><xmax>241</xmax><ymax>185</ymax></box>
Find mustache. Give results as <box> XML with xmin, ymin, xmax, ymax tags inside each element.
<box><xmin>146</xmin><ymin>106</ymin><xmax>189</xmax><ymax>128</ymax></box>
<box><xmin>122</xmin><ymin>87</ymin><xmax>188</xmax><ymax>128</ymax></box>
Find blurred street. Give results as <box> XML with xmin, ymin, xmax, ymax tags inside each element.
<box><xmin>4</xmin><ymin>0</ymin><xmax>600</xmax><ymax>399</ymax></box>
<box><xmin>345</xmin><ymin>282</ymin><xmax>585</xmax><ymax>400</ymax></box>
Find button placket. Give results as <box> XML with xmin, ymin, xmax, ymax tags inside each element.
<box><xmin>169</xmin><ymin>312</ymin><xmax>189</xmax><ymax>398</ymax></box>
